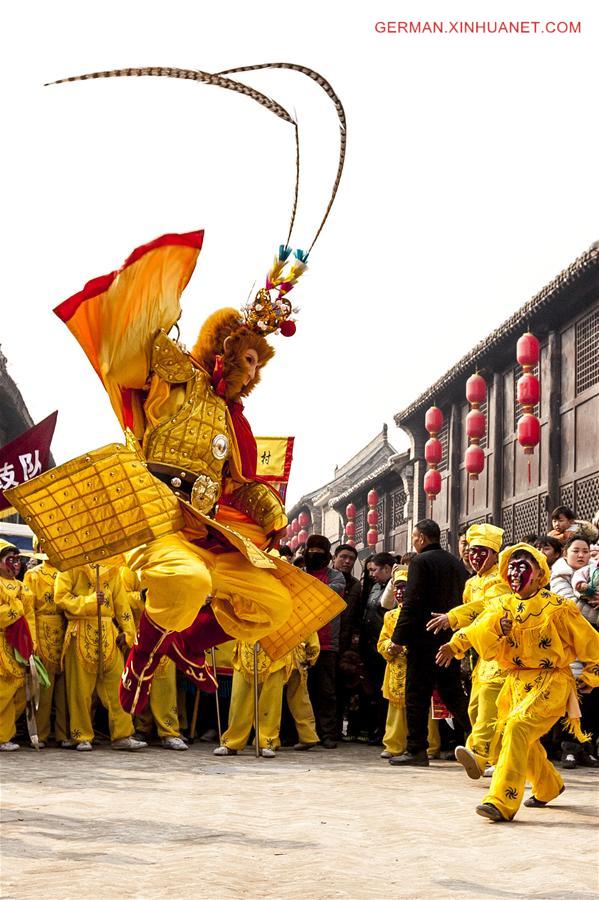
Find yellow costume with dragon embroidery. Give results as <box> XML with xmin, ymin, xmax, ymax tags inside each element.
<box><xmin>449</xmin><ymin>543</ymin><xmax>599</xmax><ymax>820</ymax></box>
<box><xmin>24</xmin><ymin>562</ymin><xmax>68</xmax><ymax>744</ymax></box>
<box><xmin>448</xmin><ymin>562</ymin><xmax>508</xmax><ymax>770</ymax></box>
<box><xmin>0</xmin><ymin>567</ymin><xmax>36</xmax><ymax>745</ymax></box>
<box><xmin>378</xmin><ymin>607</ymin><xmax>440</xmax><ymax>757</ymax></box>
<box><xmin>55</xmin><ymin>565</ymin><xmax>137</xmax><ymax>743</ymax></box>
<box><xmin>219</xmin><ymin>641</ymin><xmax>293</xmax><ymax>752</ymax></box>
<box><xmin>286</xmin><ymin>633</ymin><xmax>320</xmax><ymax>745</ymax></box>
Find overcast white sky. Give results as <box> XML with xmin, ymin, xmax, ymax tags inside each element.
<box><xmin>2</xmin><ymin>1</ymin><xmax>597</xmax><ymax>506</ymax></box>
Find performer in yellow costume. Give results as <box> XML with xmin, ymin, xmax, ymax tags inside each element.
<box><xmin>24</xmin><ymin>553</ymin><xmax>68</xmax><ymax>747</ymax></box>
<box><xmin>54</xmin><ymin>564</ymin><xmax>145</xmax><ymax>750</ymax></box>
<box><xmin>378</xmin><ymin>568</ymin><xmax>440</xmax><ymax>760</ymax></box>
<box><xmin>437</xmin><ymin>543</ymin><xmax>599</xmax><ymax>821</ymax></box>
<box><xmin>427</xmin><ymin>524</ymin><xmax>507</xmax><ymax>776</ymax></box>
<box><xmin>287</xmin><ymin>632</ymin><xmax>320</xmax><ymax>750</ymax></box>
<box><xmin>0</xmin><ymin>541</ymin><xmax>37</xmax><ymax>750</ymax></box>
<box><xmin>120</xmin><ymin>566</ymin><xmax>187</xmax><ymax>750</ymax></box>
<box><xmin>214</xmin><ymin>641</ymin><xmax>293</xmax><ymax>757</ymax></box>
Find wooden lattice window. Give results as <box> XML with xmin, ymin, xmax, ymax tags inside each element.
<box><xmin>376</xmin><ymin>498</ymin><xmax>384</xmax><ymax>528</ymax></box>
<box><xmin>438</xmin><ymin>415</ymin><xmax>449</xmax><ymax>471</ymax></box>
<box><xmin>575</xmin><ymin>474</ymin><xmax>599</xmax><ymax>521</ymax></box>
<box><xmin>391</xmin><ymin>487</ymin><xmax>407</xmax><ymax>528</ymax></box>
<box><xmin>354</xmin><ymin>509</ymin><xmax>365</xmax><ymax>545</ymax></box>
<box><xmin>514</xmin><ymin>498</ymin><xmax>539</xmax><ymax>541</ymax></box>
<box><xmin>575</xmin><ymin>309</ymin><xmax>599</xmax><ymax>395</ymax></box>
<box><xmin>502</xmin><ymin>506</ymin><xmax>514</xmax><ymax>543</ymax></box>
<box><xmin>560</xmin><ymin>483</ymin><xmax>574</xmax><ymax>510</ymax></box>
<box><xmin>538</xmin><ymin>492</ymin><xmax>549</xmax><ymax>535</ymax></box>
<box><xmin>514</xmin><ymin>363</ymin><xmax>540</xmax><ymax>430</ymax></box>
<box><xmin>440</xmin><ymin>530</ymin><xmax>449</xmax><ymax>550</ymax></box>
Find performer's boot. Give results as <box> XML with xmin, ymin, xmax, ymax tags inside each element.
<box><xmin>167</xmin><ymin>604</ymin><xmax>231</xmax><ymax>693</ymax></box>
<box><xmin>120</xmin><ymin>611</ymin><xmax>174</xmax><ymax>715</ymax></box>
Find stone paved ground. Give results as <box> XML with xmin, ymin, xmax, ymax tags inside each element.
<box><xmin>1</xmin><ymin>743</ymin><xmax>598</xmax><ymax>899</ymax></box>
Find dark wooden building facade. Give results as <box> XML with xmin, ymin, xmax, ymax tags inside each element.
<box><xmin>394</xmin><ymin>243</ymin><xmax>599</xmax><ymax>552</ymax></box>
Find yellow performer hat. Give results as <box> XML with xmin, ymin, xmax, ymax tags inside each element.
<box><xmin>392</xmin><ymin>565</ymin><xmax>409</xmax><ymax>584</ymax></box>
<box><xmin>0</xmin><ymin>539</ymin><xmax>18</xmax><ymax>556</ymax></box>
<box><xmin>466</xmin><ymin>523</ymin><xmax>504</xmax><ymax>553</ymax></box>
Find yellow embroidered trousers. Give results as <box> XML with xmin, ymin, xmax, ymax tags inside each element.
<box><xmin>484</xmin><ymin>710</ymin><xmax>564</xmax><ymax>819</ymax></box>
<box><xmin>135</xmin><ymin>659</ymin><xmax>180</xmax><ymax>739</ymax></box>
<box><xmin>64</xmin><ymin>643</ymin><xmax>134</xmax><ymax>743</ymax></box>
<box><xmin>221</xmin><ymin>668</ymin><xmax>286</xmax><ymax>751</ymax></box>
<box><xmin>127</xmin><ymin>533</ymin><xmax>291</xmax><ymax>638</ymax></box>
<box><xmin>37</xmin><ymin>671</ymin><xmax>68</xmax><ymax>743</ymax></box>
<box><xmin>466</xmin><ymin>672</ymin><xmax>503</xmax><ymax>772</ymax></box>
<box><xmin>286</xmin><ymin>669</ymin><xmax>319</xmax><ymax>744</ymax></box>
<box><xmin>0</xmin><ymin>678</ymin><xmax>25</xmax><ymax>744</ymax></box>
<box><xmin>383</xmin><ymin>704</ymin><xmax>441</xmax><ymax>757</ymax></box>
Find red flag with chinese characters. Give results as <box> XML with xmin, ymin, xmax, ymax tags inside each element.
<box><xmin>0</xmin><ymin>412</ymin><xmax>58</xmax><ymax>511</ymax></box>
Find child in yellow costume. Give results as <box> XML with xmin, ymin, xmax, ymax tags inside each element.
<box><xmin>427</xmin><ymin>523</ymin><xmax>507</xmax><ymax>776</ymax></box>
<box><xmin>214</xmin><ymin>641</ymin><xmax>293</xmax><ymax>757</ymax></box>
<box><xmin>120</xmin><ymin>566</ymin><xmax>187</xmax><ymax>751</ymax></box>
<box><xmin>437</xmin><ymin>543</ymin><xmax>599</xmax><ymax>821</ymax></box>
<box><xmin>378</xmin><ymin>568</ymin><xmax>440</xmax><ymax>760</ymax></box>
<box><xmin>0</xmin><ymin>542</ymin><xmax>37</xmax><ymax>750</ymax></box>
<box><xmin>24</xmin><ymin>556</ymin><xmax>68</xmax><ymax>748</ymax></box>
<box><xmin>287</xmin><ymin>632</ymin><xmax>320</xmax><ymax>750</ymax></box>
<box><xmin>54</xmin><ymin>564</ymin><xmax>146</xmax><ymax>751</ymax></box>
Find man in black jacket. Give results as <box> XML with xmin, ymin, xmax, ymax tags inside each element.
<box><xmin>388</xmin><ymin>519</ymin><xmax>470</xmax><ymax>766</ymax></box>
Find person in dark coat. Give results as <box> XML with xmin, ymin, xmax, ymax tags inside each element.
<box><xmin>388</xmin><ymin>519</ymin><xmax>470</xmax><ymax>766</ymax></box>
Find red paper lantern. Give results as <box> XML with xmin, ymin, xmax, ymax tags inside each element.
<box><xmin>517</xmin><ymin>332</ymin><xmax>540</xmax><ymax>367</ymax></box>
<box><xmin>366</xmin><ymin>488</ymin><xmax>379</xmax><ymax>547</ymax></box>
<box><xmin>298</xmin><ymin>511</ymin><xmax>310</xmax><ymax>528</ymax></box>
<box><xmin>466</xmin><ymin>373</ymin><xmax>486</xmax><ymax>406</ymax></box>
<box><xmin>517</xmin><ymin>413</ymin><xmax>541</xmax><ymax>454</ymax></box>
<box><xmin>297</xmin><ymin>529</ymin><xmax>309</xmax><ymax>544</ymax></box>
<box><xmin>346</xmin><ymin>503</ymin><xmax>357</xmax><ymax>519</ymax></box>
<box><xmin>291</xmin><ymin>518</ymin><xmax>300</xmax><ymax>535</ymax></box>
<box><xmin>367</xmin><ymin>528</ymin><xmax>378</xmax><ymax>547</ymax></box>
<box><xmin>345</xmin><ymin>521</ymin><xmax>356</xmax><ymax>538</ymax></box>
<box><xmin>286</xmin><ymin>524</ymin><xmax>293</xmax><ymax>539</ymax></box>
<box><xmin>367</xmin><ymin>509</ymin><xmax>378</xmax><ymax>527</ymax></box>
<box><xmin>424</xmin><ymin>437</ymin><xmax>442</xmax><ymax>466</ymax></box>
<box><xmin>367</xmin><ymin>489</ymin><xmax>378</xmax><ymax>507</ymax></box>
<box><xmin>517</xmin><ymin>372</ymin><xmax>540</xmax><ymax>407</ymax></box>
<box><xmin>425</xmin><ymin>406</ymin><xmax>444</xmax><ymax>436</ymax></box>
<box><xmin>465</xmin><ymin>444</ymin><xmax>485</xmax><ymax>478</ymax></box>
<box><xmin>466</xmin><ymin>409</ymin><xmax>486</xmax><ymax>441</ymax></box>
<box><xmin>290</xmin><ymin>536</ymin><xmax>298</xmax><ymax>551</ymax></box>
<box><xmin>424</xmin><ymin>468</ymin><xmax>442</xmax><ymax>498</ymax></box>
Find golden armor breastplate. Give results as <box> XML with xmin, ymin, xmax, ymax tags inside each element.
<box><xmin>143</xmin><ymin>333</ymin><xmax>231</xmax><ymax>512</ymax></box>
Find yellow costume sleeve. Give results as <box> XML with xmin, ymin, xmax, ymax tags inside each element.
<box><xmin>111</xmin><ymin>572</ymin><xmax>137</xmax><ymax>648</ymax></box>
<box><xmin>449</xmin><ymin>604</ymin><xmax>504</xmax><ymax>660</ymax></box>
<box><xmin>304</xmin><ymin>632</ymin><xmax>320</xmax><ymax>666</ymax></box>
<box><xmin>447</xmin><ymin>597</ymin><xmax>485</xmax><ymax>631</ymax></box>
<box><xmin>565</xmin><ymin>606</ymin><xmax>599</xmax><ymax>688</ymax></box>
<box><xmin>53</xmin><ymin>231</ymin><xmax>204</xmax><ymax>437</ymax></box>
<box><xmin>54</xmin><ymin>571</ymin><xmax>100</xmax><ymax>619</ymax></box>
<box><xmin>118</xmin><ymin>566</ymin><xmax>144</xmax><ymax>627</ymax></box>
<box><xmin>0</xmin><ymin>590</ymin><xmax>25</xmax><ymax>628</ymax></box>
<box><xmin>377</xmin><ymin>609</ymin><xmax>405</xmax><ymax>661</ymax></box>
<box><xmin>21</xmin><ymin>583</ymin><xmax>37</xmax><ymax>649</ymax></box>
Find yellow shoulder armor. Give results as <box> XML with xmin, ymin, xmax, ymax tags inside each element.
<box><xmin>151</xmin><ymin>330</ymin><xmax>195</xmax><ymax>383</ymax></box>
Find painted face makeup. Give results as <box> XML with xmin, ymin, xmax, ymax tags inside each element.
<box><xmin>393</xmin><ymin>582</ymin><xmax>407</xmax><ymax>604</ymax></box>
<box><xmin>1</xmin><ymin>552</ymin><xmax>21</xmax><ymax>577</ymax></box>
<box><xmin>507</xmin><ymin>556</ymin><xmax>535</xmax><ymax>594</ymax></box>
<box><xmin>468</xmin><ymin>545</ymin><xmax>491</xmax><ymax>573</ymax></box>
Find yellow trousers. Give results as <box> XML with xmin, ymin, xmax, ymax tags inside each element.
<box><xmin>64</xmin><ymin>643</ymin><xmax>134</xmax><ymax>743</ymax></box>
<box><xmin>37</xmin><ymin>670</ymin><xmax>68</xmax><ymax>743</ymax></box>
<box><xmin>0</xmin><ymin>677</ymin><xmax>25</xmax><ymax>744</ymax></box>
<box><xmin>466</xmin><ymin>673</ymin><xmax>503</xmax><ymax>771</ymax></box>
<box><xmin>135</xmin><ymin>659</ymin><xmax>180</xmax><ymax>739</ymax></box>
<box><xmin>127</xmin><ymin>533</ymin><xmax>291</xmax><ymax>638</ymax></box>
<box><xmin>384</xmin><ymin>703</ymin><xmax>441</xmax><ymax>757</ymax></box>
<box><xmin>286</xmin><ymin>670</ymin><xmax>318</xmax><ymax>744</ymax></box>
<box><xmin>221</xmin><ymin>668</ymin><xmax>286</xmax><ymax>751</ymax></box>
<box><xmin>484</xmin><ymin>710</ymin><xmax>564</xmax><ymax>820</ymax></box>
